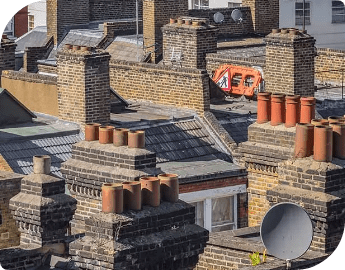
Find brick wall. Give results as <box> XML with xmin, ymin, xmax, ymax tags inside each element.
<box><xmin>37</xmin><ymin>63</ymin><xmax>57</xmax><ymax>74</ymax></box>
<box><xmin>264</xmin><ymin>30</ymin><xmax>316</xmax><ymax>96</ymax></box>
<box><xmin>57</xmin><ymin>48</ymin><xmax>111</xmax><ymax>128</ymax></box>
<box><xmin>23</xmin><ymin>36</ymin><xmax>54</xmax><ymax>73</ymax></box>
<box><xmin>143</xmin><ymin>0</ymin><xmax>188</xmax><ymax>63</ymax></box>
<box><xmin>238</xmin><ymin>122</ymin><xmax>295</xmax><ymax>226</ymax></box>
<box><xmin>189</xmin><ymin>7</ymin><xmax>254</xmax><ymax>38</ymax></box>
<box><xmin>162</xmin><ymin>20</ymin><xmax>218</xmax><ymax>69</ymax></box>
<box><xmin>242</xmin><ymin>0</ymin><xmax>279</xmax><ymax>35</ymax></box>
<box><xmin>47</xmin><ymin>0</ymin><xmax>90</xmax><ymax>45</ymax></box>
<box><xmin>89</xmin><ymin>0</ymin><xmax>142</xmax><ymax>21</ymax></box>
<box><xmin>0</xmin><ymin>248</ymin><xmax>44</xmax><ymax>269</ymax></box>
<box><xmin>103</xmin><ymin>20</ymin><xmax>143</xmax><ymax>39</ymax></box>
<box><xmin>61</xmin><ymin>140</ymin><xmax>158</xmax><ymax>234</ymax></box>
<box><xmin>109</xmin><ymin>60</ymin><xmax>210</xmax><ymax>115</ymax></box>
<box><xmin>0</xmin><ymin>38</ymin><xmax>16</xmax><ymax>87</ymax></box>
<box><xmin>70</xmin><ymin>201</ymin><xmax>208</xmax><ymax>270</ymax></box>
<box><xmin>315</xmin><ymin>48</ymin><xmax>345</xmax><ymax>85</ymax></box>
<box><xmin>1</xmin><ymin>70</ymin><xmax>58</xmax><ymax>116</ymax></box>
<box><xmin>14</xmin><ymin>7</ymin><xmax>29</xmax><ymax>38</ymax></box>
<box><xmin>0</xmin><ymin>172</ymin><xmax>22</xmax><ymax>249</ymax></box>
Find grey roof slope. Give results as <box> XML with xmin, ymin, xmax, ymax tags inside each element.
<box><xmin>0</xmin><ymin>133</ymin><xmax>82</xmax><ymax>177</ymax></box>
<box><xmin>15</xmin><ymin>26</ymin><xmax>47</xmax><ymax>53</ymax></box>
<box><xmin>0</xmin><ymin>114</ymin><xmax>83</xmax><ymax>177</ymax></box>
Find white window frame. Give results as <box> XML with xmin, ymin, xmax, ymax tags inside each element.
<box><xmin>332</xmin><ymin>1</ymin><xmax>345</xmax><ymax>23</ymax></box>
<box><xmin>295</xmin><ymin>1</ymin><xmax>311</xmax><ymax>26</ymax></box>
<box><xmin>179</xmin><ymin>184</ymin><xmax>246</xmax><ymax>232</ymax></box>
<box><xmin>191</xmin><ymin>0</ymin><xmax>209</xmax><ymax>9</ymax></box>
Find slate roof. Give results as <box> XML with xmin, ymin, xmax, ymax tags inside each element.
<box><xmin>0</xmin><ymin>114</ymin><xmax>82</xmax><ymax>177</ymax></box>
<box><xmin>106</xmin><ymin>35</ymin><xmax>144</xmax><ymax>62</ymax></box>
<box><xmin>15</xmin><ymin>26</ymin><xmax>47</xmax><ymax>53</ymax></box>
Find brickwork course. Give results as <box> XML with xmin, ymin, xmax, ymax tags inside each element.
<box><xmin>0</xmin><ymin>37</ymin><xmax>16</xmax><ymax>87</ymax></box>
<box><xmin>57</xmin><ymin>48</ymin><xmax>111</xmax><ymax>128</ymax></box>
<box><xmin>143</xmin><ymin>0</ymin><xmax>188</xmax><ymax>63</ymax></box>
<box><xmin>265</xmin><ymin>30</ymin><xmax>316</xmax><ymax>96</ymax></box>
<box><xmin>242</xmin><ymin>0</ymin><xmax>279</xmax><ymax>35</ymax></box>
<box><xmin>0</xmin><ymin>172</ymin><xmax>22</xmax><ymax>250</ymax></box>
<box><xmin>162</xmin><ymin>19</ymin><xmax>218</xmax><ymax>69</ymax></box>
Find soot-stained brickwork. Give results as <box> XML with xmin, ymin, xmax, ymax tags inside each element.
<box><xmin>9</xmin><ymin>166</ymin><xmax>77</xmax><ymax>247</ymax></box>
<box><xmin>162</xmin><ymin>19</ymin><xmax>218</xmax><ymax>69</ymax></box>
<box><xmin>143</xmin><ymin>0</ymin><xmax>188</xmax><ymax>63</ymax></box>
<box><xmin>242</xmin><ymin>0</ymin><xmax>279</xmax><ymax>35</ymax></box>
<box><xmin>267</xmin><ymin>157</ymin><xmax>345</xmax><ymax>254</ymax></box>
<box><xmin>265</xmin><ymin>30</ymin><xmax>316</xmax><ymax>96</ymax></box>
<box><xmin>188</xmin><ymin>7</ymin><xmax>254</xmax><ymax>38</ymax></box>
<box><xmin>57</xmin><ymin>47</ymin><xmax>111</xmax><ymax>129</ymax></box>
<box><xmin>89</xmin><ymin>0</ymin><xmax>142</xmax><ymax>21</ymax></box>
<box><xmin>0</xmin><ymin>172</ymin><xmax>22</xmax><ymax>249</ymax></box>
<box><xmin>70</xmin><ymin>201</ymin><xmax>208</xmax><ymax>270</ymax></box>
<box><xmin>47</xmin><ymin>0</ymin><xmax>90</xmax><ymax>45</ymax></box>
<box><xmin>0</xmin><ymin>37</ymin><xmax>16</xmax><ymax>87</ymax></box>
<box><xmin>61</xmin><ymin>141</ymin><xmax>158</xmax><ymax>234</ymax></box>
<box><xmin>23</xmin><ymin>36</ymin><xmax>54</xmax><ymax>73</ymax></box>
<box><xmin>238</xmin><ymin>122</ymin><xmax>295</xmax><ymax>226</ymax></box>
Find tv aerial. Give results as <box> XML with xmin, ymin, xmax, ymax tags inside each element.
<box><xmin>260</xmin><ymin>202</ymin><xmax>313</xmax><ymax>270</ymax></box>
<box><xmin>231</xmin><ymin>9</ymin><xmax>243</xmax><ymax>23</ymax></box>
<box><xmin>213</xmin><ymin>12</ymin><xmax>225</xmax><ymax>24</ymax></box>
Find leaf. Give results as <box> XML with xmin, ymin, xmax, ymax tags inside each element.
<box><xmin>262</xmin><ymin>249</ymin><xmax>267</xmax><ymax>263</ymax></box>
<box><xmin>249</xmin><ymin>252</ymin><xmax>261</xmax><ymax>266</ymax></box>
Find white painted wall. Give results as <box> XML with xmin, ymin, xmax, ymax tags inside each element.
<box><xmin>188</xmin><ymin>0</ymin><xmax>242</xmax><ymax>9</ymax></box>
<box><xmin>28</xmin><ymin>0</ymin><xmax>46</xmax><ymax>28</ymax></box>
<box><xmin>280</xmin><ymin>0</ymin><xmax>345</xmax><ymax>49</ymax></box>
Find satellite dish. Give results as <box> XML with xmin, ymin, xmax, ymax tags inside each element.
<box><xmin>261</xmin><ymin>203</ymin><xmax>313</xmax><ymax>263</ymax></box>
<box><xmin>231</xmin><ymin>9</ymin><xmax>243</xmax><ymax>23</ymax></box>
<box><xmin>213</xmin><ymin>12</ymin><xmax>225</xmax><ymax>24</ymax></box>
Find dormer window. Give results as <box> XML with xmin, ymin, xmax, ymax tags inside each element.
<box><xmin>332</xmin><ymin>1</ymin><xmax>345</xmax><ymax>23</ymax></box>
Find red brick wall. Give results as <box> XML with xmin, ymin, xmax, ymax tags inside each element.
<box><xmin>14</xmin><ymin>6</ymin><xmax>28</xmax><ymax>38</ymax></box>
<box><xmin>179</xmin><ymin>176</ymin><xmax>247</xmax><ymax>194</ymax></box>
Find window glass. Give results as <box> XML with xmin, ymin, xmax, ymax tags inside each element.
<box><xmin>192</xmin><ymin>0</ymin><xmax>209</xmax><ymax>9</ymax></box>
<box><xmin>295</xmin><ymin>1</ymin><xmax>311</xmax><ymax>25</ymax></box>
<box><xmin>332</xmin><ymin>1</ymin><xmax>345</xmax><ymax>23</ymax></box>
<box><xmin>190</xmin><ymin>201</ymin><xmax>204</xmax><ymax>227</ymax></box>
<box><xmin>211</xmin><ymin>196</ymin><xmax>235</xmax><ymax>232</ymax></box>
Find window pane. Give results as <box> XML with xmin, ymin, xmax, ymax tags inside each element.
<box><xmin>212</xmin><ymin>196</ymin><xmax>234</xmax><ymax>224</ymax></box>
<box><xmin>333</xmin><ymin>1</ymin><xmax>344</xmax><ymax>7</ymax></box>
<box><xmin>190</xmin><ymin>201</ymin><xmax>204</xmax><ymax>227</ymax></box>
<box><xmin>295</xmin><ymin>2</ymin><xmax>303</xmax><ymax>9</ymax></box>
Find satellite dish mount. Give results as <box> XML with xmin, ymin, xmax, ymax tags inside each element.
<box><xmin>231</xmin><ymin>9</ymin><xmax>243</xmax><ymax>24</ymax></box>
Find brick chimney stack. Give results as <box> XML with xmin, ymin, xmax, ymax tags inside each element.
<box><xmin>264</xmin><ymin>29</ymin><xmax>316</xmax><ymax>97</ymax></box>
<box><xmin>0</xmin><ymin>35</ymin><xmax>16</xmax><ymax>86</ymax></box>
<box><xmin>47</xmin><ymin>0</ymin><xmax>90</xmax><ymax>45</ymax></box>
<box><xmin>56</xmin><ymin>46</ymin><xmax>111</xmax><ymax>128</ymax></box>
<box><xmin>162</xmin><ymin>18</ymin><xmax>218</xmax><ymax>69</ymax></box>
<box><xmin>143</xmin><ymin>0</ymin><xmax>188</xmax><ymax>64</ymax></box>
<box><xmin>242</xmin><ymin>0</ymin><xmax>279</xmax><ymax>35</ymax></box>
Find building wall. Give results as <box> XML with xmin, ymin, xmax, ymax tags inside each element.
<box><xmin>315</xmin><ymin>47</ymin><xmax>345</xmax><ymax>85</ymax></box>
<box><xmin>1</xmin><ymin>70</ymin><xmax>58</xmax><ymax>116</ymax></box>
<box><xmin>188</xmin><ymin>0</ymin><xmax>242</xmax><ymax>9</ymax></box>
<box><xmin>0</xmin><ymin>172</ymin><xmax>22</xmax><ymax>249</ymax></box>
<box><xmin>188</xmin><ymin>7</ymin><xmax>254</xmax><ymax>38</ymax></box>
<box><xmin>280</xmin><ymin>0</ymin><xmax>345</xmax><ymax>50</ymax></box>
<box><xmin>14</xmin><ymin>6</ymin><xmax>29</xmax><ymax>38</ymax></box>
<box><xmin>0</xmin><ymin>38</ymin><xmax>16</xmax><ymax>87</ymax></box>
<box><xmin>28</xmin><ymin>0</ymin><xmax>47</xmax><ymax>28</ymax></box>
<box><xmin>109</xmin><ymin>60</ymin><xmax>211</xmax><ymax>115</ymax></box>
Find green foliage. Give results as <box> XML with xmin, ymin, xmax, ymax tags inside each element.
<box><xmin>249</xmin><ymin>249</ymin><xmax>267</xmax><ymax>266</ymax></box>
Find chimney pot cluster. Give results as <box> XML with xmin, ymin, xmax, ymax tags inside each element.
<box><xmin>33</xmin><ymin>155</ymin><xmax>51</xmax><ymax>175</ymax></box>
<box><xmin>102</xmin><ymin>173</ymin><xmax>179</xmax><ymax>214</ymax></box>
<box><xmin>64</xmin><ymin>44</ymin><xmax>92</xmax><ymax>52</ymax></box>
<box><xmin>170</xmin><ymin>17</ymin><xmax>204</xmax><ymax>27</ymax></box>
<box><xmin>271</xmin><ymin>28</ymin><xmax>303</xmax><ymax>36</ymax></box>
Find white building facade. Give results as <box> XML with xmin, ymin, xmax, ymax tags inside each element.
<box><xmin>28</xmin><ymin>0</ymin><xmax>46</xmax><ymax>30</ymax></box>
<box><xmin>280</xmin><ymin>0</ymin><xmax>345</xmax><ymax>49</ymax></box>
<box><xmin>188</xmin><ymin>0</ymin><xmax>242</xmax><ymax>9</ymax></box>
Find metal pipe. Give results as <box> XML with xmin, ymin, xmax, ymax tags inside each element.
<box><xmin>136</xmin><ymin>0</ymin><xmax>139</xmax><ymax>62</ymax></box>
<box><xmin>303</xmin><ymin>0</ymin><xmax>306</xmax><ymax>31</ymax></box>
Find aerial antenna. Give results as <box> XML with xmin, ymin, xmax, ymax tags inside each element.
<box><xmin>260</xmin><ymin>202</ymin><xmax>313</xmax><ymax>270</ymax></box>
<box><xmin>231</xmin><ymin>9</ymin><xmax>243</xmax><ymax>24</ymax></box>
<box><xmin>213</xmin><ymin>12</ymin><xmax>225</xmax><ymax>24</ymax></box>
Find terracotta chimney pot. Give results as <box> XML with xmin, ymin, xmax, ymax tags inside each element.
<box><xmin>294</xmin><ymin>123</ymin><xmax>314</xmax><ymax>158</ymax></box>
<box><xmin>128</xmin><ymin>130</ymin><xmax>145</xmax><ymax>148</ymax></box>
<box><xmin>122</xmin><ymin>181</ymin><xmax>141</xmax><ymax>211</ymax></box>
<box><xmin>300</xmin><ymin>97</ymin><xmax>316</xmax><ymax>124</ymax></box>
<box><xmin>99</xmin><ymin>126</ymin><xmax>114</xmax><ymax>144</ymax></box>
<box><xmin>285</xmin><ymin>95</ymin><xmax>300</xmax><ymax>128</ymax></box>
<box><xmin>328</xmin><ymin>116</ymin><xmax>345</xmax><ymax>124</ymax></box>
<box><xmin>85</xmin><ymin>123</ymin><xmax>101</xmax><ymax>141</ymax></box>
<box><xmin>158</xmin><ymin>174</ymin><xmax>179</xmax><ymax>203</ymax></box>
<box><xmin>270</xmin><ymin>94</ymin><xmax>285</xmax><ymax>126</ymax></box>
<box><xmin>311</xmin><ymin>119</ymin><xmax>329</xmax><ymax>126</ymax></box>
<box><xmin>313</xmin><ymin>125</ymin><xmax>333</xmax><ymax>162</ymax></box>
<box><xmin>33</xmin><ymin>155</ymin><xmax>51</xmax><ymax>174</ymax></box>
<box><xmin>257</xmin><ymin>92</ymin><xmax>271</xmax><ymax>124</ymax></box>
<box><xmin>140</xmin><ymin>176</ymin><xmax>160</xmax><ymax>207</ymax></box>
<box><xmin>330</xmin><ymin>122</ymin><xmax>345</xmax><ymax>159</ymax></box>
<box><xmin>113</xmin><ymin>128</ymin><xmax>129</xmax><ymax>147</ymax></box>
<box><xmin>102</xmin><ymin>183</ymin><xmax>117</xmax><ymax>213</ymax></box>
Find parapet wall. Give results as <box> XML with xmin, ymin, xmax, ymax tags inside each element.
<box><xmin>188</xmin><ymin>7</ymin><xmax>254</xmax><ymax>38</ymax></box>
<box><xmin>315</xmin><ymin>48</ymin><xmax>345</xmax><ymax>85</ymax></box>
<box><xmin>1</xmin><ymin>70</ymin><xmax>58</xmax><ymax>116</ymax></box>
<box><xmin>109</xmin><ymin>60</ymin><xmax>210</xmax><ymax>115</ymax></box>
